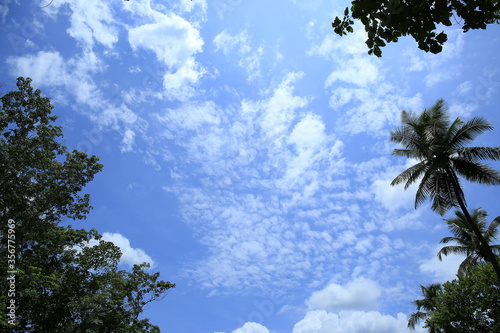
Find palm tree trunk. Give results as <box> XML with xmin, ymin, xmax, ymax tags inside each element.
<box><xmin>447</xmin><ymin>168</ymin><xmax>500</xmax><ymax>280</ymax></box>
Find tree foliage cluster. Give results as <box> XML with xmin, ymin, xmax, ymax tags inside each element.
<box><xmin>333</xmin><ymin>0</ymin><xmax>500</xmax><ymax>56</ymax></box>
<box><xmin>409</xmin><ymin>263</ymin><xmax>500</xmax><ymax>333</ymax></box>
<box><xmin>389</xmin><ymin>99</ymin><xmax>500</xmax><ymax>331</ymax></box>
<box><xmin>0</xmin><ymin>77</ymin><xmax>175</xmax><ymax>332</ymax></box>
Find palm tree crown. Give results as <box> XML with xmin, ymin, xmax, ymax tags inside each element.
<box><xmin>438</xmin><ymin>208</ymin><xmax>500</xmax><ymax>277</ymax></box>
<box><xmin>390</xmin><ymin>99</ymin><xmax>500</xmax><ymax>279</ymax></box>
<box><xmin>408</xmin><ymin>283</ymin><xmax>442</xmax><ymax>332</ymax></box>
<box><xmin>390</xmin><ymin>99</ymin><xmax>500</xmax><ymax>215</ymax></box>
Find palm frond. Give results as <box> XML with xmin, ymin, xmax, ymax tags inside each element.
<box><xmin>415</xmin><ymin>170</ymin><xmax>434</xmax><ymax>209</ymax></box>
<box><xmin>486</xmin><ymin>216</ymin><xmax>500</xmax><ymax>241</ymax></box>
<box><xmin>419</xmin><ymin>284</ymin><xmax>442</xmax><ymax>305</ymax></box>
<box><xmin>443</xmin><ymin>167</ymin><xmax>466</xmax><ymax>206</ymax></box>
<box><xmin>430</xmin><ymin>192</ymin><xmax>454</xmax><ymax>216</ymax></box>
<box><xmin>444</xmin><ymin>209</ymin><xmax>487</xmax><ymax>247</ymax></box>
<box><xmin>437</xmin><ymin>245</ymin><xmax>471</xmax><ymax>260</ymax></box>
<box><xmin>439</xmin><ymin>208</ymin><xmax>500</xmax><ymax>277</ymax></box>
<box><xmin>445</xmin><ymin>117</ymin><xmax>465</xmax><ymax>145</ymax></box>
<box><xmin>400</xmin><ymin>109</ymin><xmax>420</xmax><ymax>126</ymax></box>
<box><xmin>390</xmin><ymin>161</ymin><xmax>428</xmax><ymax>189</ymax></box>
<box><xmin>490</xmin><ymin>245</ymin><xmax>500</xmax><ymax>255</ymax></box>
<box><xmin>430</xmin><ymin>170</ymin><xmax>459</xmax><ymax>215</ymax></box>
<box><xmin>408</xmin><ymin>311</ymin><xmax>427</xmax><ymax>330</ymax></box>
<box><xmin>439</xmin><ymin>236</ymin><xmax>459</xmax><ymax>244</ymax></box>
<box><xmin>452</xmin><ymin>158</ymin><xmax>500</xmax><ymax>185</ymax></box>
<box><xmin>456</xmin><ymin>146</ymin><xmax>500</xmax><ymax>162</ymax></box>
<box><xmin>390</xmin><ymin>126</ymin><xmax>429</xmax><ymax>153</ymax></box>
<box><xmin>424</xmin><ymin>100</ymin><xmax>449</xmax><ymax>126</ymax></box>
<box><xmin>392</xmin><ymin>149</ymin><xmax>423</xmax><ymax>160</ymax></box>
<box><xmin>457</xmin><ymin>254</ymin><xmax>481</xmax><ymax>277</ymax></box>
<box><xmin>449</xmin><ymin>116</ymin><xmax>493</xmax><ymax>149</ymax></box>
<box><xmin>445</xmin><ymin>215</ymin><xmax>468</xmax><ymax>233</ymax></box>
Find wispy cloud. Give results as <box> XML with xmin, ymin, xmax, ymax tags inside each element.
<box><xmin>214</xmin><ymin>30</ymin><xmax>263</xmax><ymax>82</ymax></box>
<box><xmin>149</xmin><ymin>70</ymin><xmax>429</xmax><ymax>296</ymax></box>
<box><xmin>307</xmin><ymin>23</ymin><xmax>424</xmax><ymax>137</ymax></box>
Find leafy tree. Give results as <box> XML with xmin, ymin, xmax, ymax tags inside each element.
<box><xmin>332</xmin><ymin>0</ymin><xmax>500</xmax><ymax>56</ymax></box>
<box><xmin>408</xmin><ymin>283</ymin><xmax>444</xmax><ymax>332</ymax></box>
<box><xmin>0</xmin><ymin>77</ymin><xmax>175</xmax><ymax>332</ymax></box>
<box><xmin>438</xmin><ymin>208</ymin><xmax>500</xmax><ymax>277</ymax></box>
<box><xmin>389</xmin><ymin>99</ymin><xmax>500</xmax><ymax>279</ymax></box>
<box><xmin>426</xmin><ymin>263</ymin><xmax>500</xmax><ymax>332</ymax></box>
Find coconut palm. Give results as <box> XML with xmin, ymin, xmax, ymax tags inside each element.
<box><xmin>438</xmin><ymin>208</ymin><xmax>500</xmax><ymax>277</ymax></box>
<box><xmin>390</xmin><ymin>99</ymin><xmax>500</xmax><ymax>279</ymax></box>
<box><xmin>408</xmin><ymin>283</ymin><xmax>443</xmax><ymax>332</ymax></box>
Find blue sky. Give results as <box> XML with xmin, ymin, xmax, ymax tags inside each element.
<box><xmin>2</xmin><ymin>1</ymin><xmax>500</xmax><ymax>332</ymax></box>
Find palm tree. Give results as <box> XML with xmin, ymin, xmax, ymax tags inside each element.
<box><xmin>438</xmin><ymin>208</ymin><xmax>500</xmax><ymax>277</ymax></box>
<box><xmin>390</xmin><ymin>99</ymin><xmax>500</xmax><ymax>279</ymax></box>
<box><xmin>408</xmin><ymin>283</ymin><xmax>443</xmax><ymax>332</ymax></box>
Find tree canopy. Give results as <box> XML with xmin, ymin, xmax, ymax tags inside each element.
<box><xmin>0</xmin><ymin>77</ymin><xmax>175</xmax><ymax>332</ymax></box>
<box><xmin>425</xmin><ymin>264</ymin><xmax>500</xmax><ymax>332</ymax></box>
<box><xmin>332</xmin><ymin>0</ymin><xmax>500</xmax><ymax>56</ymax></box>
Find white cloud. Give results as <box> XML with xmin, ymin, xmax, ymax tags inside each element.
<box><xmin>307</xmin><ymin>23</ymin><xmax>380</xmax><ymax>88</ymax></box>
<box><xmin>128</xmin><ymin>14</ymin><xmax>203</xmax><ymax>68</ymax></box>
<box><xmin>36</xmin><ymin>0</ymin><xmax>117</xmax><ymax>49</ymax></box>
<box><xmin>371</xmin><ymin>162</ymin><xmax>419</xmax><ymax>212</ymax></box>
<box><xmin>162</xmin><ymin>57</ymin><xmax>206</xmax><ymax>100</ymax></box>
<box><xmin>456</xmin><ymin>80</ymin><xmax>474</xmax><ymax>96</ymax></box>
<box><xmin>311</xmin><ymin>31</ymin><xmax>425</xmax><ymax>138</ymax></box>
<box><xmin>232</xmin><ymin>322</ymin><xmax>270</xmax><ymax>333</ymax></box>
<box><xmin>425</xmin><ymin>70</ymin><xmax>460</xmax><ymax>87</ymax></box>
<box><xmin>325</xmin><ymin>57</ymin><xmax>379</xmax><ymax>88</ymax></box>
<box><xmin>288</xmin><ymin>114</ymin><xmax>326</xmax><ymax>152</ymax></box>
<box><xmin>306</xmin><ymin>277</ymin><xmax>381</xmax><ymax>312</ymax></box>
<box><xmin>65</xmin><ymin>0</ymin><xmax>118</xmax><ymax>49</ymax></box>
<box><xmin>328</xmin><ymin>85</ymin><xmax>423</xmax><ymax>136</ymax></box>
<box><xmin>102</xmin><ymin>232</ymin><xmax>156</xmax><ymax>268</ymax></box>
<box><xmin>448</xmin><ymin>101</ymin><xmax>478</xmax><ymax>119</ymax></box>
<box><xmin>156</xmin><ymin>101</ymin><xmax>221</xmax><ymax>135</ymax></box>
<box><xmin>419</xmin><ymin>244</ymin><xmax>462</xmax><ymax>282</ymax></box>
<box><xmin>292</xmin><ymin>310</ymin><xmax>424</xmax><ymax>333</ymax></box>
<box><xmin>402</xmin><ymin>48</ymin><xmax>426</xmax><ymax>72</ymax></box>
<box><xmin>7</xmin><ymin>49</ymin><xmax>141</xmax><ymax>135</ymax></box>
<box><xmin>71</xmin><ymin>232</ymin><xmax>155</xmax><ymax>269</ymax></box>
<box><xmin>7</xmin><ymin>50</ymin><xmax>103</xmax><ymax>108</ymax></box>
<box><xmin>228</xmin><ymin>276</ymin><xmax>429</xmax><ymax>333</ymax></box>
<box><xmin>213</xmin><ymin>30</ymin><xmax>263</xmax><ymax>81</ymax></box>
<box><xmin>307</xmin><ymin>25</ymin><xmax>368</xmax><ymax>58</ymax></box>
<box><xmin>399</xmin><ymin>28</ymin><xmax>465</xmax><ymax>87</ymax></box>
<box><xmin>214</xmin><ymin>30</ymin><xmax>249</xmax><ymax>54</ymax></box>
<box><xmin>309</xmin><ymin>22</ymin><xmax>428</xmax><ymax>138</ymax></box>
<box><xmin>120</xmin><ymin>129</ymin><xmax>136</xmax><ymax>152</ymax></box>
<box><xmin>260</xmin><ymin>72</ymin><xmax>308</xmax><ymax>139</ymax></box>
<box><xmin>128</xmin><ymin>11</ymin><xmax>204</xmax><ymax>100</ymax></box>
<box><xmin>8</xmin><ymin>50</ymin><xmax>68</xmax><ymax>86</ymax></box>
